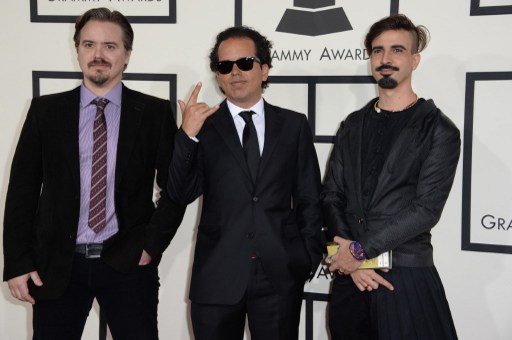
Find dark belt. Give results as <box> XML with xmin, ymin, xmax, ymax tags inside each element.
<box><xmin>75</xmin><ymin>243</ymin><xmax>103</xmax><ymax>259</ymax></box>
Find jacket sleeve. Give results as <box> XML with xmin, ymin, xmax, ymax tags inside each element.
<box><xmin>3</xmin><ymin>98</ymin><xmax>43</xmax><ymax>281</ymax></box>
<box><xmin>320</xmin><ymin>121</ymin><xmax>355</xmax><ymax>241</ymax></box>
<box><xmin>359</xmin><ymin>112</ymin><xmax>461</xmax><ymax>258</ymax></box>
<box><xmin>167</xmin><ymin>128</ymin><xmax>204</xmax><ymax>205</ymax></box>
<box><xmin>294</xmin><ymin>115</ymin><xmax>324</xmax><ymax>274</ymax></box>
<box><xmin>143</xmin><ymin>101</ymin><xmax>186</xmax><ymax>259</ymax></box>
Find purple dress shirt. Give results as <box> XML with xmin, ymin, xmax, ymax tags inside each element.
<box><xmin>76</xmin><ymin>83</ymin><xmax>122</xmax><ymax>244</ymax></box>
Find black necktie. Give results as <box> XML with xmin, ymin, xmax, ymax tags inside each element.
<box><xmin>239</xmin><ymin>111</ymin><xmax>260</xmax><ymax>183</ymax></box>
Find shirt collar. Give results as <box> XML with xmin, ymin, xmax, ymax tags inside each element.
<box><xmin>227</xmin><ymin>98</ymin><xmax>264</xmax><ymax>119</ymax></box>
<box><xmin>80</xmin><ymin>82</ymin><xmax>123</xmax><ymax>108</ymax></box>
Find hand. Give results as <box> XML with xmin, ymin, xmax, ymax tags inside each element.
<box><xmin>7</xmin><ymin>271</ymin><xmax>43</xmax><ymax>305</ymax></box>
<box><xmin>350</xmin><ymin>269</ymin><xmax>394</xmax><ymax>292</ymax></box>
<box><xmin>328</xmin><ymin>236</ymin><xmax>362</xmax><ymax>275</ymax></box>
<box><xmin>138</xmin><ymin>249</ymin><xmax>152</xmax><ymax>266</ymax></box>
<box><xmin>179</xmin><ymin>82</ymin><xmax>219</xmax><ymax>137</ymax></box>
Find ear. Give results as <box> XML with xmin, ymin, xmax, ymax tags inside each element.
<box><xmin>261</xmin><ymin>63</ymin><xmax>269</xmax><ymax>81</ymax></box>
<box><xmin>412</xmin><ymin>52</ymin><xmax>421</xmax><ymax>70</ymax></box>
<box><xmin>124</xmin><ymin>49</ymin><xmax>132</xmax><ymax>65</ymax></box>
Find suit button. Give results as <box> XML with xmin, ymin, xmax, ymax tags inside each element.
<box><xmin>69</xmin><ymin>233</ymin><xmax>76</xmax><ymax>240</ymax></box>
<box><xmin>252</xmin><ymin>197</ymin><xmax>258</xmax><ymax>202</ymax></box>
<box><xmin>247</xmin><ymin>232</ymin><xmax>255</xmax><ymax>239</ymax></box>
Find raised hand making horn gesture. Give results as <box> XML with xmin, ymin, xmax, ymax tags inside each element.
<box><xmin>179</xmin><ymin>82</ymin><xmax>219</xmax><ymax>137</ymax></box>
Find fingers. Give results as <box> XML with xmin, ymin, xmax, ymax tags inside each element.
<box><xmin>187</xmin><ymin>82</ymin><xmax>203</xmax><ymax>106</ymax></box>
<box><xmin>354</xmin><ymin>278</ymin><xmax>372</xmax><ymax>292</ymax></box>
<box><xmin>138</xmin><ymin>249</ymin><xmax>152</xmax><ymax>266</ymax></box>
<box><xmin>178</xmin><ymin>99</ymin><xmax>186</xmax><ymax>113</ymax></box>
<box><xmin>204</xmin><ymin>103</ymin><xmax>220</xmax><ymax>117</ymax></box>
<box><xmin>324</xmin><ymin>255</ymin><xmax>333</xmax><ymax>264</ymax></box>
<box><xmin>183</xmin><ymin>82</ymin><xmax>218</xmax><ymax>113</ymax></box>
<box><xmin>351</xmin><ymin>269</ymin><xmax>394</xmax><ymax>292</ymax></box>
<box><xmin>7</xmin><ymin>273</ymin><xmax>39</xmax><ymax>304</ymax></box>
<box><xmin>21</xmin><ymin>291</ymin><xmax>36</xmax><ymax>305</ymax></box>
<box><xmin>179</xmin><ymin>82</ymin><xmax>220</xmax><ymax>137</ymax></box>
<box><xmin>29</xmin><ymin>272</ymin><xmax>43</xmax><ymax>287</ymax></box>
<box><xmin>333</xmin><ymin>235</ymin><xmax>344</xmax><ymax>244</ymax></box>
<box><xmin>374</xmin><ymin>274</ymin><xmax>394</xmax><ymax>291</ymax></box>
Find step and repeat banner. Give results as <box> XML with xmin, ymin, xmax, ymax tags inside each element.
<box><xmin>1</xmin><ymin>0</ymin><xmax>512</xmax><ymax>339</ymax></box>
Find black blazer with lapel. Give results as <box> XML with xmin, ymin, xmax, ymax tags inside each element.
<box><xmin>322</xmin><ymin>99</ymin><xmax>460</xmax><ymax>267</ymax></box>
<box><xmin>168</xmin><ymin>100</ymin><xmax>323</xmax><ymax>305</ymax></box>
<box><xmin>3</xmin><ymin>85</ymin><xmax>185</xmax><ymax>299</ymax></box>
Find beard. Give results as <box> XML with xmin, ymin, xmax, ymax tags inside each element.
<box><xmin>377</xmin><ymin>75</ymin><xmax>398</xmax><ymax>89</ymax></box>
<box><xmin>88</xmin><ymin>72</ymin><xmax>109</xmax><ymax>86</ymax></box>
<box><xmin>375</xmin><ymin>64</ymin><xmax>399</xmax><ymax>89</ymax></box>
<box><xmin>87</xmin><ymin>59</ymin><xmax>111</xmax><ymax>86</ymax></box>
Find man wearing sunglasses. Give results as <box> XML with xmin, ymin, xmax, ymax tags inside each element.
<box><xmin>168</xmin><ymin>26</ymin><xmax>323</xmax><ymax>340</ymax></box>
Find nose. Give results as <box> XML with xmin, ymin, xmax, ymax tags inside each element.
<box><xmin>93</xmin><ymin>45</ymin><xmax>103</xmax><ymax>59</ymax></box>
<box><xmin>380</xmin><ymin>49</ymin><xmax>392</xmax><ymax>64</ymax></box>
<box><xmin>231</xmin><ymin>63</ymin><xmax>242</xmax><ymax>75</ymax></box>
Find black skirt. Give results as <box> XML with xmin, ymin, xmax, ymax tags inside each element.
<box><xmin>329</xmin><ymin>266</ymin><xmax>458</xmax><ymax>340</ymax></box>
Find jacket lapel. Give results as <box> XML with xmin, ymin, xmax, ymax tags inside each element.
<box><xmin>115</xmin><ymin>85</ymin><xmax>144</xmax><ymax>188</ymax></box>
<box><xmin>258</xmin><ymin>101</ymin><xmax>284</xmax><ymax>176</ymax></box>
<box><xmin>211</xmin><ymin>101</ymin><xmax>252</xmax><ymax>182</ymax></box>
<box><xmin>349</xmin><ymin>110</ymin><xmax>365</xmax><ymax>213</ymax></box>
<box><xmin>60</xmin><ymin>87</ymin><xmax>81</xmax><ymax>193</ymax></box>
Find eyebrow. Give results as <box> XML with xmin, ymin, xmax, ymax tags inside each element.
<box><xmin>81</xmin><ymin>40</ymin><xmax>119</xmax><ymax>46</ymax></box>
<box><xmin>372</xmin><ymin>44</ymin><xmax>407</xmax><ymax>52</ymax></box>
<box><xmin>391</xmin><ymin>44</ymin><xmax>407</xmax><ymax>50</ymax></box>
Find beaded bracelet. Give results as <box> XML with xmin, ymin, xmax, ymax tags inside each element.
<box><xmin>349</xmin><ymin>241</ymin><xmax>366</xmax><ymax>261</ymax></box>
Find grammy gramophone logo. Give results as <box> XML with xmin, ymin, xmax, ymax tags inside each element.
<box><xmin>276</xmin><ymin>0</ymin><xmax>352</xmax><ymax>36</ymax></box>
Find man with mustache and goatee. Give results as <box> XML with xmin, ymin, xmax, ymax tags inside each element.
<box><xmin>321</xmin><ymin>14</ymin><xmax>460</xmax><ymax>340</ymax></box>
<box><xmin>3</xmin><ymin>7</ymin><xmax>185</xmax><ymax>340</ymax></box>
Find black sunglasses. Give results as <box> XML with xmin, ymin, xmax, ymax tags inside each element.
<box><xmin>215</xmin><ymin>57</ymin><xmax>261</xmax><ymax>74</ymax></box>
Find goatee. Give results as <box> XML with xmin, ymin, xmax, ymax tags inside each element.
<box><xmin>378</xmin><ymin>75</ymin><xmax>398</xmax><ymax>89</ymax></box>
<box><xmin>88</xmin><ymin>73</ymin><xmax>109</xmax><ymax>86</ymax></box>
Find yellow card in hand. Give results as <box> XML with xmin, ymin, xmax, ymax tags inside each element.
<box><xmin>359</xmin><ymin>251</ymin><xmax>392</xmax><ymax>269</ymax></box>
<box><xmin>326</xmin><ymin>242</ymin><xmax>339</xmax><ymax>256</ymax></box>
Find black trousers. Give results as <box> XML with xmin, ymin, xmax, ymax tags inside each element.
<box><xmin>32</xmin><ymin>253</ymin><xmax>160</xmax><ymax>340</ymax></box>
<box><xmin>329</xmin><ymin>273</ymin><xmax>377</xmax><ymax>340</ymax></box>
<box><xmin>191</xmin><ymin>258</ymin><xmax>304</xmax><ymax>340</ymax></box>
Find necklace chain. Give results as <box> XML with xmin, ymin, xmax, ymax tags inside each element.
<box><xmin>374</xmin><ymin>94</ymin><xmax>418</xmax><ymax>113</ymax></box>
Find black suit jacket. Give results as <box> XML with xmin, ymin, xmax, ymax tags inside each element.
<box><xmin>3</xmin><ymin>85</ymin><xmax>185</xmax><ymax>299</ymax></box>
<box><xmin>321</xmin><ymin>99</ymin><xmax>460</xmax><ymax>267</ymax></box>
<box><xmin>168</xmin><ymin>100</ymin><xmax>323</xmax><ymax>304</ymax></box>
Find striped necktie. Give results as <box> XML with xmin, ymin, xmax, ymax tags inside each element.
<box><xmin>88</xmin><ymin>98</ymin><xmax>109</xmax><ymax>233</ymax></box>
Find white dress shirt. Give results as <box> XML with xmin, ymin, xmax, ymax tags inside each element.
<box><xmin>227</xmin><ymin>98</ymin><xmax>265</xmax><ymax>155</ymax></box>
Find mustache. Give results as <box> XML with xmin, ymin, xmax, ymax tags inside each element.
<box><xmin>376</xmin><ymin>64</ymin><xmax>399</xmax><ymax>72</ymax></box>
<box><xmin>88</xmin><ymin>58</ymin><xmax>111</xmax><ymax>67</ymax></box>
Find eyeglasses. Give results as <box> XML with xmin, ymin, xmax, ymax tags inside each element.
<box><xmin>215</xmin><ymin>57</ymin><xmax>261</xmax><ymax>74</ymax></box>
